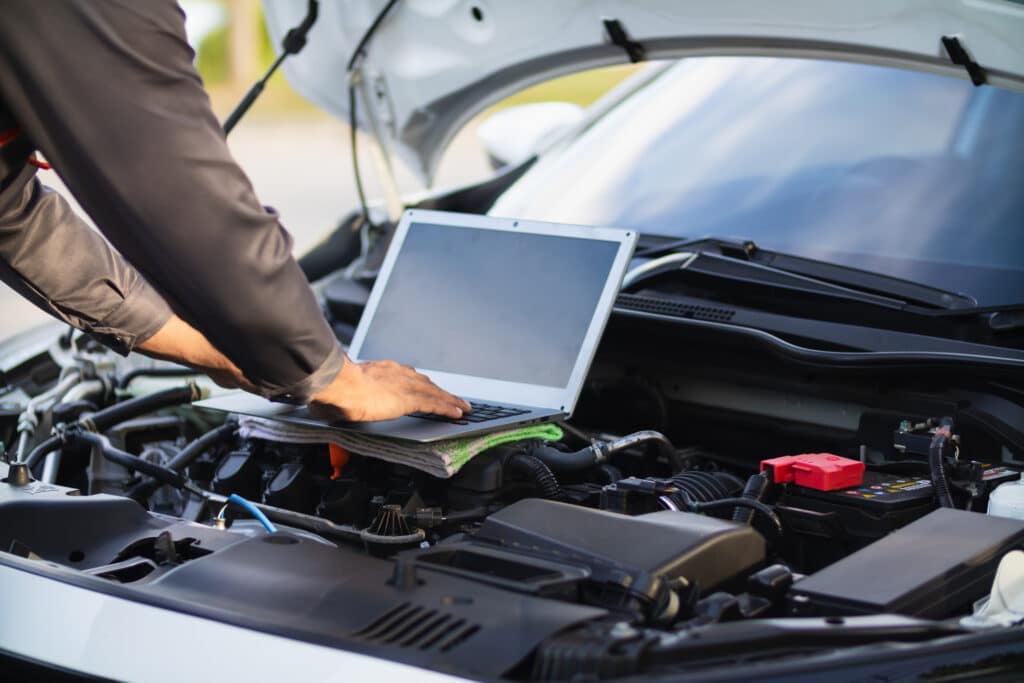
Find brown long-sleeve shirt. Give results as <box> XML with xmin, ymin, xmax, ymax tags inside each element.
<box><xmin>0</xmin><ymin>1</ymin><xmax>343</xmax><ymax>402</ymax></box>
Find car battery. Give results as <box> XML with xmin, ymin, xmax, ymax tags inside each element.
<box><xmin>783</xmin><ymin>463</ymin><xmax>1018</xmax><ymax>517</ymax></box>
<box><xmin>786</xmin><ymin>470</ymin><xmax>934</xmax><ymax>514</ymax></box>
<box><xmin>774</xmin><ymin>470</ymin><xmax>935</xmax><ymax>571</ymax></box>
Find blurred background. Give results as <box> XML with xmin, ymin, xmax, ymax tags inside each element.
<box><xmin>4</xmin><ymin>0</ymin><xmax>635</xmax><ymax>335</ymax></box>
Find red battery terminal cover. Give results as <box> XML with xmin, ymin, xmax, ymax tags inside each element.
<box><xmin>760</xmin><ymin>453</ymin><xmax>865</xmax><ymax>491</ymax></box>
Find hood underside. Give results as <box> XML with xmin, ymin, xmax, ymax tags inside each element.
<box><xmin>262</xmin><ymin>0</ymin><xmax>1024</xmax><ymax>185</ymax></box>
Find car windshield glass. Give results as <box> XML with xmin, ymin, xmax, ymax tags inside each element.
<box><xmin>489</xmin><ymin>58</ymin><xmax>1024</xmax><ymax>306</ymax></box>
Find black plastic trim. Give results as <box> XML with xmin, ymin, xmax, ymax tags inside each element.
<box><xmin>613</xmin><ymin>305</ymin><xmax>1024</xmax><ymax>377</ymax></box>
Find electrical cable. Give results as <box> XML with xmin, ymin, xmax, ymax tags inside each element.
<box><xmin>70</xmin><ymin>431</ymin><xmax>189</xmax><ymax>489</ymax></box>
<box><xmin>23</xmin><ymin>436</ymin><xmax>61</xmax><ymax>469</ymax></box>
<box><xmin>732</xmin><ymin>472</ymin><xmax>771</xmax><ymax>525</ymax></box>
<box><xmin>689</xmin><ymin>497</ymin><xmax>784</xmax><ymax>538</ymax></box>
<box><xmin>219</xmin><ymin>493</ymin><xmax>278</xmax><ymax>533</ymax></box>
<box><xmin>345</xmin><ymin>0</ymin><xmax>402</xmax><ymax>72</ymax></box>
<box><xmin>27</xmin><ymin>429</ymin><xmax>354</xmax><ymax>543</ymax></box>
<box><xmin>346</xmin><ymin>0</ymin><xmax>402</xmax><ymax>228</ymax></box>
<box><xmin>70</xmin><ymin>434</ymin><xmax>294</xmax><ymax>538</ymax></box>
<box><xmin>126</xmin><ymin>420</ymin><xmax>238</xmax><ymax>502</ymax></box>
<box><xmin>23</xmin><ymin>384</ymin><xmax>204</xmax><ymax>468</ymax></box>
<box><xmin>348</xmin><ymin>85</ymin><xmax>372</xmax><ymax>228</ymax></box>
<box><xmin>167</xmin><ymin>420</ymin><xmax>237</xmax><ymax>472</ymax></box>
<box><xmin>929</xmin><ymin>416</ymin><xmax>957</xmax><ymax>508</ymax></box>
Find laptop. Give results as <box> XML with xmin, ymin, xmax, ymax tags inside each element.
<box><xmin>197</xmin><ymin>209</ymin><xmax>637</xmax><ymax>442</ymax></box>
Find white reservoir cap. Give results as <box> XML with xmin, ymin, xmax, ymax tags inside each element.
<box><xmin>988</xmin><ymin>473</ymin><xmax>1024</xmax><ymax>521</ymax></box>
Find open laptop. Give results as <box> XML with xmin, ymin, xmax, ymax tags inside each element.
<box><xmin>197</xmin><ymin>209</ymin><xmax>637</xmax><ymax>442</ymax></box>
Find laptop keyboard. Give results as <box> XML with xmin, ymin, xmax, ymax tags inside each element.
<box><xmin>409</xmin><ymin>402</ymin><xmax>530</xmax><ymax>426</ymax></box>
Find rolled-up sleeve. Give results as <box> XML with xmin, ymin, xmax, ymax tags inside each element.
<box><xmin>0</xmin><ymin>1</ymin><xmax>342</xmax><ymax>402</ymax></box>
<box><xmin>0</xmin><ymin>163</ymin><xmax>172</xmax><ymax>354</ymax></box>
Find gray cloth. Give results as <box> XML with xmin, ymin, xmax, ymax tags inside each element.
<box><xmin>0</xmin><ymin>0</ymin><xmax>344</xmax><ymax>403</ymax></box>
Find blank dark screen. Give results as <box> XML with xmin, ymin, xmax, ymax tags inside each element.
<box><xmin>358</xmin><ymin>222</ymin><xmax>621</xmax><ymax>387</ymax></box>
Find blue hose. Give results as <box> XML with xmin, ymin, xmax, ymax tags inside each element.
<box><xmin>224</xmin><ymin>493</ymin><xmax>278</xmax><ymax>533</ymax></box>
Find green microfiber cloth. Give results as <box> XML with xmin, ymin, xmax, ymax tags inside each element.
<box><xmin>435</xmin><ymin>423</ymin><xmax>564</xmax><ymax>471</ymax></box>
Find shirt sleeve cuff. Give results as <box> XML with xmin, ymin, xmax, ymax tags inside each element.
<box><xmin>267</xmin><ymin>342</ymin><xmax>346</xmax><ymax>405</ymax></box>
<box><xmin>88</xmin><ymin>277</ymin><xmax>173</xmax><ymax>355</ymax></box>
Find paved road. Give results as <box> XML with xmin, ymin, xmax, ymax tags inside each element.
<box><xmin>1</xmin><ymin>117</ymin><xmax>492</xmax><ymax>336</ymax></box>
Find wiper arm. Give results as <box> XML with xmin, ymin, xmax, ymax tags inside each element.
<box><xmin>630</xmin><ymin>236</ymin><xmax>977</xmax><ymax>311</ymax></box>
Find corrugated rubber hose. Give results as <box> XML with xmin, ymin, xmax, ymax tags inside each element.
<box><xmin>930</xmin><ymin>416</ymin><xmax>957</xmax><ymax>508</ymax></box>
<box><xmin>507</xmin><ymin>452</ymin><xmax>561</xmax><ymax>500</ymax></box>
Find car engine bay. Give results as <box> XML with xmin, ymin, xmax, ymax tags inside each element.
<box><xmin>2</xmin><ymin>314</ymin><xmax>1024</xmax><ymax>681</ymax></box>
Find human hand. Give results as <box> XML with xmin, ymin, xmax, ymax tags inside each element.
<box><xmin>309</xmin><ymin>358</ymin><xmax>471</xmax><ymax>422</ymax></box>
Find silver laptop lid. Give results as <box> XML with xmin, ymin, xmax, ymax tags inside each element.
<box><xmin>349</xmin><ymin>210</ymin><xmax>637</xmax><ymax>416</ymax></box>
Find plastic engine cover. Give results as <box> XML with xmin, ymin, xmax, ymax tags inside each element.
<box><xmin>475</xmin><ymin>499</ymin><xmax>766</xmax><ymax>591</ymax></box>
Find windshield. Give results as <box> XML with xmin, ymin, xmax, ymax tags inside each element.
<box><xmin>490</xmin><ymin>58</ymin><xmax>1024</xmax><ymax>306</ymax></box>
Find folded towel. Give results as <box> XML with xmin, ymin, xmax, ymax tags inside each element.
<box><xmin>237</xmin><ymin>416</ymin><xmax>563</xmax><ymax>478</ymax></box>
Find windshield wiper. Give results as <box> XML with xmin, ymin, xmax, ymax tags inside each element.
<box><xmin>628</xmin><ymin>236</ymin><xmax>978</xmax><ymax>312</ymax></box>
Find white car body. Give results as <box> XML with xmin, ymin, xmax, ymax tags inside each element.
<box><xmin>263</xmin><ymin>0</ymin><xmax>1024</xmax><ymax>183</ymax></box>
<box><xmin>4</xmin><ymin>2</ymin><xmax>1024</xmax><ymax>681</ymax></box>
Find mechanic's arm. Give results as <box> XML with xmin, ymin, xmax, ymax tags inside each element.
<box><xmin>0</xmin><ymin>162</ymin><xmax>247</xmax><ymax>385</ymax></box>
<box><xmin>0</xmin><ymin>167</ymin><xmax>464</xmax><ymax>420</ymax></box>
<box><xmin>0</xmin><ymin>2</ymin><xmax>467</xmax><ymax>420</ymax></box>
<box><xmin>0</xmin><ymin>165</ymin><xmax>171</xmax><ymax>352</ymax></box>
<box><xmin>139</xmin><ymin>315</ymin><xmax>470</xmax><ymax>422</ymax></box>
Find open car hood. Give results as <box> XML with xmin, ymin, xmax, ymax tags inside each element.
<box><xmin>262</xmin><ymin>0</ymin><xmax>1024</xmax><ymax>185</ymax></box>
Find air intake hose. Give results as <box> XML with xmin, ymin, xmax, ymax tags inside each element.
<box><xmin>654</xmin><ymin>471</ymin><xmax>782</xmax><ymax>538</ymax></box>
<box><xmin>661</xmin><ymin>471</ymin><xmax>742</xmax><ymax>509</ymax></box>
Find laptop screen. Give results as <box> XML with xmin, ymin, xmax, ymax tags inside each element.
<box><xmin>357</xmin><ymin>221</ymin><xmax>622</xmax><ymax>388</ymax></box>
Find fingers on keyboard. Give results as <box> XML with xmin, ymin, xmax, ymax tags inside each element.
<box><xmin>409</xmin><ymin>402</ymin><xmax>528</xmax><ymax>425</ymax></box>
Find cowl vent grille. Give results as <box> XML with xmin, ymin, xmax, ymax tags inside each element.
<box><xmin>616</xmin><ymin>293</ymin><xmax>735</xmax><ymax>322</ymax></box>
<box><xmin>352</xmin><ymin>602</ymin><xmax>480</xmax><ymax>652</ymax></box>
